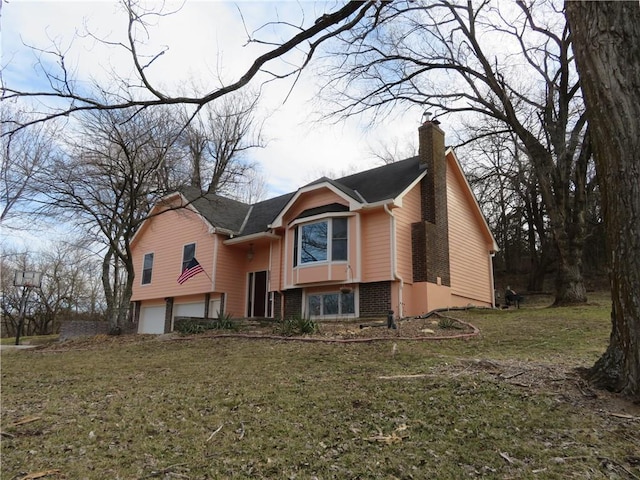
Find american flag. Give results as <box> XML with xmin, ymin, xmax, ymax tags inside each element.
<box><xmin>177</xmin><ymin>258</ymin><xmax>205</xmax><ymax>284</ymax></box>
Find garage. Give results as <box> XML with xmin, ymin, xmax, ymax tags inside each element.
<box><xmin>138</xmin><ymin>305</ymin><xmax>166</xmax><ymax>334</ymax></box>
<box><xmin>173</xmin><ymin>302</ymin><xmax>205</xmax><ymax>321</ymax></box>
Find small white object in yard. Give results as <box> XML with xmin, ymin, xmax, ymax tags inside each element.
<box><xmin>88</xmin><ymin>431</ymin><xmax>96</xmax><ymax>440</ymax></box>
<box><xmin>392</xmin><ymin>343</ymin><xmax>398</xmax><ymax>356</ymax></box>
<box><xmin>420</xmin><ymin>328</ymin><xmax>435</xmax><ymax>334</ymax></box>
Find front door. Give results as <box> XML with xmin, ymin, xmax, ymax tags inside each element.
<box><xmin>247</xmin><ymin>271</ymin><xmax>268</xmax><ymax>317</ymax></box>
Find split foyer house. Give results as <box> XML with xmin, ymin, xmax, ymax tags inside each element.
<box><xmin>130</xmin><ymin>120</ymin><xmax>498</xmax><ymax>334</ymax></box>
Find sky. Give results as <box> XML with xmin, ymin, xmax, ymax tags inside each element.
<box><xmin>1</xmin><ymin>0</ymin><xmax>427</xmax><ymax>199</ymax></box>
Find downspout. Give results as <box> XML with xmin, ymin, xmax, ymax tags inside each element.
<box><xmin>384</xmin><ymin>204</ymin><xmax>404</xmax><ymax>318</ymax></box>
<box><xmin>489</xmin><ymin>252</ymin><xmax>496</xmax><ymax>308</ymax></box>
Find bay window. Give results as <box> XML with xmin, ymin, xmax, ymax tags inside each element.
<box><xmin>298</xmin><ymin>217</ymin><xmax>348</xmax><ymax>265</ymax></box>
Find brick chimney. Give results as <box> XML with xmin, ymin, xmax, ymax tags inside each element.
<box><xmin>411</xmin><ymin>117</ymin><xmax>451</xmax><ymax>286</ymax></box>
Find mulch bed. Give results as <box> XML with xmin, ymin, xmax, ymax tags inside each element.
<box><xmin>196</xmin><ymin>311</ymin><xmax>479</xmax><ymax>343</ymax></box>
<box><xmin>28</xmin><ymin>312</ymin><xmax>478</xmax><ymax>353</ymax></box>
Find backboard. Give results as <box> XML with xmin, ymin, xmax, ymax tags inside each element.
<box><xmin>14</xmin><ymin>271</ymin><xmax>42</xmax><ymax>288</ymax></box>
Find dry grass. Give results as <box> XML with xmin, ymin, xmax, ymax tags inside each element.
<box><xmin>2</xmin><ymin>294</ymin><xmax>639</xmax><ymax>479</ymax></box>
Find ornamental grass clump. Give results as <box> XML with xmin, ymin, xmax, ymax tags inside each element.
<box><xmin>273</xmin><ymin>315</ymin><xmax>319</xmax><ymax>336</ymax></box>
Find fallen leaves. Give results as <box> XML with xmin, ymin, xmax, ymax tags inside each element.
<box><xmin>365</xmin><ymin>424</ymin><xmax>410</xmax><ymax>444</ymax></box>
<box><xmin>18</xmin><ymin>470</ymin><xmax>61</xmax><ymax>480</ymax></box>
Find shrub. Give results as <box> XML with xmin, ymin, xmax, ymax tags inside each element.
<box><xmin>174</xmin><ymin>312</ymin><xmax>237</xmax><ymax>335</ymax></box>
<box><xmin>273</xmin><ymin>315</ymin><xmax>319</xmax><ymax>337</ymax></box>
<box><xmin>437</xmin><ymin>316</ymin><xmax>463</xmax><ymax>330</ymax></box>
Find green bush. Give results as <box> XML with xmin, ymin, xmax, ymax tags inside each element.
<box><xmin>212</xmin><ymin>311</ymin><xmax>236</xmax><ymax>330</ymax></box>
<box><xmin>273</xmin><ymin>315</ymin><xmax>319</xmax><ymax>336</ymax></box>
<box><xmin>174</xmin><ymin>312</ymin><xmax>237</xmax><ymax>335</ymax></box>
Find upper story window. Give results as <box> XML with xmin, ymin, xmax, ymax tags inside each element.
<box><xmin>182</xmin><ymin>243</ymin><xmax>196</xmax><ymax>271</ymax></box>
<box><xmin>298</xmin><ymin>217</ymin><xmax>348</xmax><ymax>265</ymax></box>
<box><xmin>142</xmin><ymin>253</ymin><xmax>154</xmax><ymax>285</ymax></box>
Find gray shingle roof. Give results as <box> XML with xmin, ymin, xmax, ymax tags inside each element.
<box><xmin>182</xmin><ymin>187</ymin><xmax>251</xmax><ymax>233</ymax></box>
<box><xmin>188</xmin><ymin>155</ymin><xmax>423</xmax><ymax>238</ymax></box>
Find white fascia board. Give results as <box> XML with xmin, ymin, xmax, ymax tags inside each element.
<box><xmin>358</xmin><ymin>199</ymin><xmax>397</xmax><ymax>210</ymax></box>
<box><xmin>393</xmin><ymin>169</ymin><xmax>428</xmax><ymax>208</ymax></box>
<box><xmin>224</xmin><ymin>231</ymin><xmax>280</xmax><ymax>245</ymax></box>
<box><xmin>269</xmin><ymin>181</ymin><xmax>364</xmax><ymax>229</ymax></box>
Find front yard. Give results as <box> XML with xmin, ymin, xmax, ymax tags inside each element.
<box><xmin>1</xmin><ymin>294</ymin><xmax>639</xmax><ymax>479</ymax></box>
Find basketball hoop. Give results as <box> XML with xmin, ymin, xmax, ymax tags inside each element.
<box><xmin>14</xmin><ymin>271</ymin><xmax>42</xmax><ymax>289</ymax></box>
<box><xmin>13</xmin><ymin>271</ymin><xmax>42</xmax><ymax>346</ymax></box>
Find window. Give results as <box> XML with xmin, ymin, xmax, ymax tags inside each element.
<box><xmin>332</xmin><ymin>218</ymin><xmax>348</xmax><ymax>261</ymax></box>
<box><xmin>142</xmin><ymin>253</ymin><xmax>154</xmax><ymax>285</ymax></box>
<box><xmin>308</xmin><ymin>291</ymin><xmax>355</xmax><ymax>318</ymax></box>
<box><xmin>182</xmin><ymin>243</ymin><xmax>195</xmax><ymax>271</ymax></box>
<box><xmin>298</xmin><ymin>218</ymin><xmax>348</xmax><ymax>265</ymax></box>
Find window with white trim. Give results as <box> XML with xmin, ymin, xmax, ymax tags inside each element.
<box><xmin>182</xmin><ymin>243</ymin><xmax>195</xmax><ymax>271</ymax></box>
<box><xmin>142</xmin><ymin>253</ymin><xmax>154</xmax><ymax>285</ymax></box>
<box><xmin>308</xmin><ymin>291</ymin><xmax>355</xmax><ymax>318</ymax></box>
<box><xmin>298</xmin><ymin>217</ymin><xmax>348</xmax><ymax>265</ymax></box>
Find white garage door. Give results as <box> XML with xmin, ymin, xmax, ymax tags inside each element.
<box><xmin>139</xmin><ymin>305</ymin><xmax>166</xmax><ymax>334</ymax></box>
<box><xmin>173</xmin><ymin>302</ymin><xmax>205</xmax><ymax>319</ymax></box>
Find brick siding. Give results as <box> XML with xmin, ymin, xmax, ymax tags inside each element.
<box><xmin>414</xmin><ymin>120</ymin><xmax>451</xmax><ymax>286</ymax></box>
<box><xmin>59</xmin><ymin>320</ymin><xmax>137</xmax><ymax>341</ymax></box>
<box><xmin>359</xmin><ymin>281</ymin><xmax>392</xmax><ymax>317</ymax></box>
<box><xmin>283</xmin><ymin>288</ymin><xmax>302</xmax><ymax>318</ymax></box>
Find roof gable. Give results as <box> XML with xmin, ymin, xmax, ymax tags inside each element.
<box><xmin>182</xmin><ymin>187</ymin><xmax>251</xmax><ymax>234</ymax></box>
<box><xmin>136</xmin><ymin>147</ymin><xmax>495</xmax><ymax>249</ymax></box>
<box><xmin>335</xmin><ymin>156</ymin><xmax>424</xmax><ymax>203</ymax></box>
<box><xmin>446</xmin><ymin>149</ymin><xmax>499</xmax><ymax>252</ymax></box>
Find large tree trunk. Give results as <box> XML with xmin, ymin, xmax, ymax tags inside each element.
<box><xmin>520</xmin><ymin>137</ymin><xmax>588</xmax><ymax>305</ymax></box>
<box><xmin>565</xmin><ymin>0</ymin><xmax>640</xmax><ymax>398</ymax></box>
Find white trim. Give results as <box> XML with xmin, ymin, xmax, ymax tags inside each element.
<box><xmin>288</xmin><ymin>210</ymin><xmax>353</xmax><ymax>228</ymax></box>
<box><xmin>391</xmin><ymin>170</ymin><xmax>428</xmax><ymax>209</ymax></box>
<box><xmin>212</xmin><ymin>236</ymin><xmax>219</xmax><ymax>292</ymax></box>
<box><xmin>223</xmin><ymin>231</ymin><xmax>280</xmax><ymax>245</ymax></box>
<box><xmin>305</xmin><ymin>288</ymin><xmax>358</xmax><ymax>319</ymax></box>
<box><xmin>384</xmin><ymin>204</ymin><xmax>404</xmax><ymax>318</ymax></box>
<box><xmin>141</xmin><ymin>252</ymin><xmax>154</xmax><ymax>286</ymax></box>
<box><xmin>180</xmin><ymin>242</ymin><xmax>197</xmax><ymax>275</ymax></box>
<box><xmin>296</xmin><ymin>217</ymin><xmax>349</xmax><ymax>267</ymax></box>
<box><xmin>269</xmin><ymin>182</ymin><xmax>364</xmax><ymax>229</ymax></box>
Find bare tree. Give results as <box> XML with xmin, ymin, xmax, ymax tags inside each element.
<box><xmin>369</xmin><ymin>134</ymin><xmax>417</xmax><ymax>165</ymax></box>
<box><xmin>2</xmin><ymin>0</ymin><xmax>379</xmax><ymax>133</ymax></box>
<box><xmin>0</xmin><ymin>104</ymin><xmax>57</xmax><ymax>225</ymax></box>
<box><xmin>1</xmin><ymin>241</ymin><xmax>103</xmax><ymax>337</ymax></box>
<box><xmin>176</xmin><ymin>91</ymin><xmax>265</xmax><ymax>196</ymax></box>
<box><xmin>36</xmin><ymin>105</ymin><xmax>182</xmax><ymax>332</ymax></box>
<box><xmin>233</xmin><ymin>168</ymin><xmax>269</xmax><ymax>205</ymax></box>
<box><xmin>316</xmin><ymin>0</ymin><xmax>592</xmax><ymax>305</ymax></box>
<box><xmin>565</xmin><ymin>0</ymin><xmax>640</xmax><ymax>398</ymax></box>
<box><xmin>462</xmin><ymin>127</ymin><xmax>558</xmax><ymax>292</ymax></box>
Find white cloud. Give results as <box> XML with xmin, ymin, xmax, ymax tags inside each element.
<box><xmin>2</xmin><ymin>1</ymin><xmax>425</xmax><ymax>198</ymax></box>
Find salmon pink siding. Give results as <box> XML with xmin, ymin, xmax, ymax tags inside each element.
<box><xmin>361</xmin><ymin>209</ymin><xmax>392</xmax><ymax>281</ymax></box>
<box><xmin>130</xmin><ymin>126</ymin><xmax>497</xmax><ymax>331</ymax></box>
<box><xmin>131</xmin><ymin>206</ymin><xmax>215</xmax><ymax>301</ymax></box>
<box><xmin>213</xmin><ymin>242</ymin><xmax>251</xmax><ymax>317</ymax></box>
<box><xmin>446</xmin><ymin>155</ymin><xmax>494</xmax><ymax>306</ymax></box>
<box><xmin>285</xmin><ymin>189</ymin><xmax>349</xmax><ymax>221</ymax></box>
<box><xmin>281</xmin><ymin>188</ymin><xmax>357</xmax><ymax>288</ymax></box>
<box><xmin>392</xmin><ymin>184</ymin><xmax>422</xmax><ymax>316</ymax></box>
<box><xmin>268</xmin><ymin>238</ymin><xmax>283</xmax><ymax>292</ymax></box>
<box><xmin>394</xmin><ymin>184</ymin><xmax>422</xmax><ymax>283</ymax></box>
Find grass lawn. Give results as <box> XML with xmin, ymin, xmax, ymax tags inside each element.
<box><xmin>2</xmin><ymin>293</ymin><xmax>639</xmax><ymax>479</ymax></box>
<box><xmin>0</xmin><ymin>335</ymin><xmax>59</xmax><ymax>346</ymax></box>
